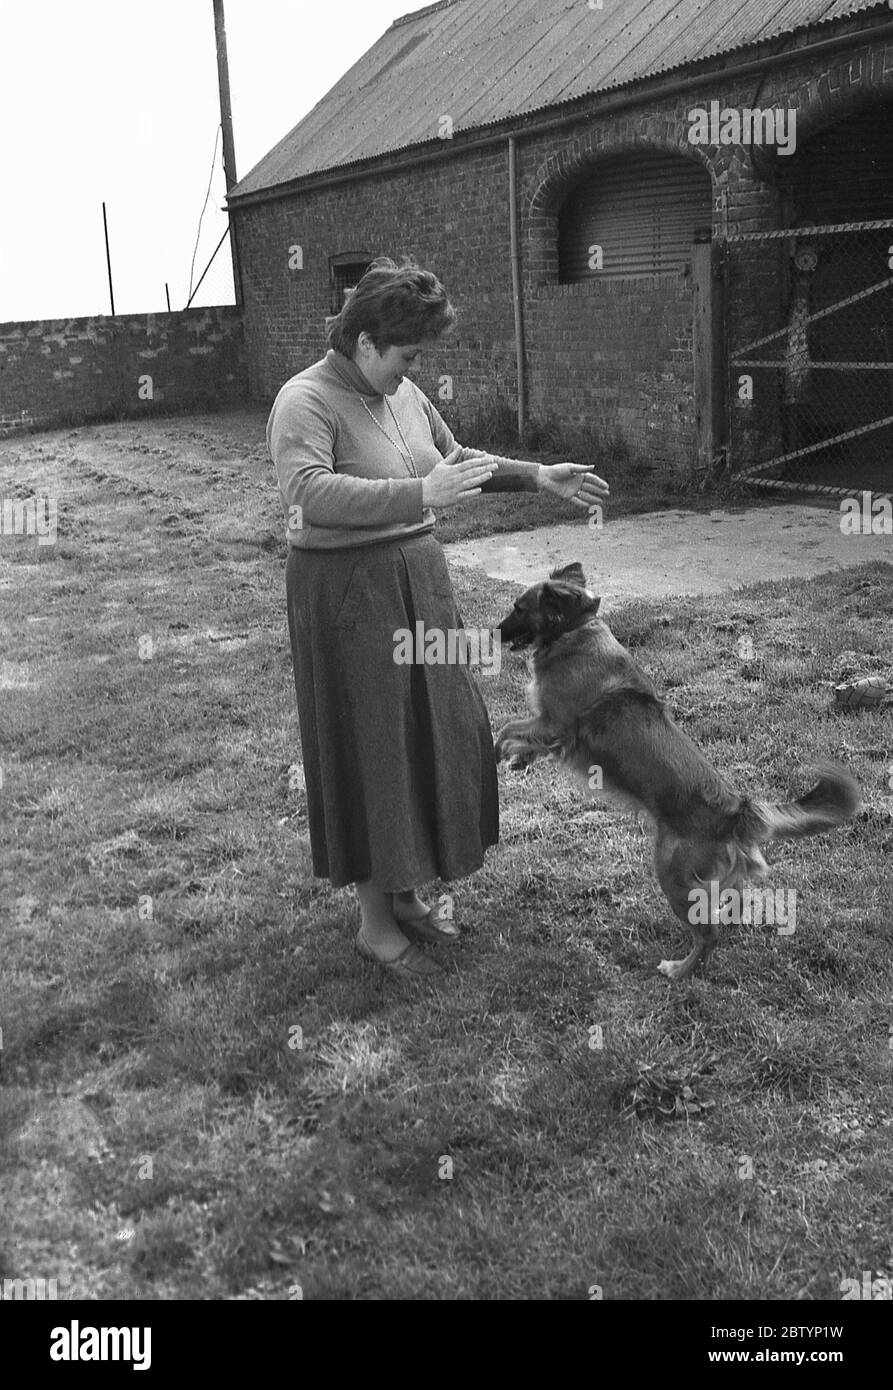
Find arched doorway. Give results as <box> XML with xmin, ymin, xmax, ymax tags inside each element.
<box><xmin>732</xmin><ymin>102</ymin><xmax>893</xmax><ymax>493</ymax></box>
<box><xmin>547</xmin><ymin>151</ymin><xmax>717</xmax><ymax>471</ymax></box>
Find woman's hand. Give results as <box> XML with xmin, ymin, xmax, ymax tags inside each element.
<box><xmin>421</xmin><ymin>445</ymin><xmax>498</xmax><ymax>507</ymax></box>
<box><xmin>538</xmin><ymin>463</ymin><xmax>610</xmax><ymax>509</ymax></box>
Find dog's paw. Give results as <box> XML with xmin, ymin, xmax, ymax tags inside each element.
<box><xmin>657</xmin><ymin>958</ymin><xmax>692</xmax><ymax>983</ymax></box>
<box><xmin>497</xmin><ymin>742</ymin><xmax>534</xmax><ymax>771</ymax></box>
<box><xmin>495</xmin><ymin>734</ymin><xmax>526</xmax><ymax>766</ymax></box>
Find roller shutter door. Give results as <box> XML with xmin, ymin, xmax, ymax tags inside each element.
<box><xmin>559</xmin><ymin>154</ymin><xmax>713</xmax><ymax>281</ymax></box>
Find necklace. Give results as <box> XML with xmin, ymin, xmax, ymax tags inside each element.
<box><xmin>330</xmin><ymin>357</ymin><xmax>418</xmax><ymax>478</ymax></box>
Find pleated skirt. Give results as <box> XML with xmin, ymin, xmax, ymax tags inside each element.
<box><xmin>285</xmin><ymin>532</ymin><xmax>499</xmax><ymax>890</ymax></box>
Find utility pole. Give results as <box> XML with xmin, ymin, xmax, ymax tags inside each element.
<box><xmin>212</xmin><ymin>0</ymin><xmax>242</xmax><ymax>306</ymax></box>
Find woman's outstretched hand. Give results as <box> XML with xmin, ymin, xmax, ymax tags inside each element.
<box><xmin>538</xmin><ymin>463</ymin><xmax>610</xmax><ymax>508</ymax></box>
<box><xmin>421</xmin><ymin>445</ymin><xmax>497</xmax><ymax>506</ymax></box>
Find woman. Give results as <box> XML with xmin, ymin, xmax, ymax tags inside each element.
<box><xmin>268</xmin><ymin>259</ymin><xmax>609</xmax><ymax>979</ymax></box>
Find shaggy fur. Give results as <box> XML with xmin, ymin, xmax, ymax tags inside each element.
<box><xmin>494</xmin><ymin>563</ymin><xmax>861</xmax><ymax>980</ymax></box>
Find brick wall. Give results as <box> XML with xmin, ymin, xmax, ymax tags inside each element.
<box><xmin>232</xmin><ymin>18</ymin><xmax>893</xmax><ymax>474</ymax></box>
<box><xmin>526</xmin><ymin>277</ymin><xmax>696</xmax><ymax>465</ymax></box>
<box><xmin>235</xmin><ymin>144</ymin><xmax>516</xmax><ymax>415</ymax></box>
<box><xmin>0</xmin><ymin>307</ymin><xmax>248</xmax><ymax>435</ymax></box>
<box><xmin>234</xmin><ymin>147</ymin><xmax>706</xmax><ymax>469</ymax></box>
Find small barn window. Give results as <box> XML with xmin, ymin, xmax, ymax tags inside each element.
<box><xmin>558</xmin><ymin>154</ymin><xmax>713</xmax><ymax>282</ymax></box>
<box><xmin>329</xmin><ymin>253</ymin><xmax>373</xmax><ymax>313</ymax></box>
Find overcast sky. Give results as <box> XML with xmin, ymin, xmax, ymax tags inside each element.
<box><xmin>0</xmin><ymin>0</ymin><xmax>407</xmax><ymax>322</ymax></box>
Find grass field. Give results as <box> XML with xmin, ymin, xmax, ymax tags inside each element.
<box><xmin>1</xmin><ymin>410</ymin><xmax>892</xmax><ymax>1301</ymax></box>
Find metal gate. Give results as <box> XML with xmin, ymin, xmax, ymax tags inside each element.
<box><xmin>725</xmin><ymin>219</ymin><xmax>893</xmax><ymax>498</ymax></box>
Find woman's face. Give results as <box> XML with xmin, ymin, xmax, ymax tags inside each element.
<box><xmin>356</xmin><ymin>336</ymin><xmax>427</xmax><ymax>396</ymax></box>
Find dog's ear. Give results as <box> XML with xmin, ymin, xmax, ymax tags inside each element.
<box><xmin>541</xmin><ymin>580</ymin><xmax>601</xmax><ymax>627</ymax></box>
<box><xmin>549</xmin><ymin>561</ymin><xmax>586</xmax><ymax>585</ymax></box>
<box><xmin>540</xmin><ymin>580</ymin><xmax>578</xmax><ymax>616</ymax></box>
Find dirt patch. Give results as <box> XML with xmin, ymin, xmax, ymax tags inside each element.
<box><xmin>444</xmin><ymin>502</ymin><xmax>893</xmax><ymax>604</ymax></box>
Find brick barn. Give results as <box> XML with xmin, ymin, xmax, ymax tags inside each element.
<box><xmin>227</xmin><ymin>0</ymin><xmax>893</xmax><ymax>493</ymax></box>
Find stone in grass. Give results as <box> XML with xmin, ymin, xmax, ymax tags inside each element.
<box><xmin>833</xmin><ymin>676</ymin><xmax>889</xmax><ymax>709</ymax></box>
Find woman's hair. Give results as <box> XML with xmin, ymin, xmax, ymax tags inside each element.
<box><xmin>327</xmin><ymin>256</ymin><xmax>456</xmax><ymax>355</ymax></box>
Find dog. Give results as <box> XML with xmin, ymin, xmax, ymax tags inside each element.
<box><xmin>494</xmin><ymin>563</ymin><xmax>860</xmax><ymax>981</ymax></box>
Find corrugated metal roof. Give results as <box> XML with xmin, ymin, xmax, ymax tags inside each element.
<box><xmin>228</xmin><ymin>0</ymin><xmax>884</xmax><ymax>200</ymax></box>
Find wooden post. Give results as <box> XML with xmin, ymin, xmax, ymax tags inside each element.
<box><xmin>712</xmin><ymin>236</ymin><xmax>727</xmax><ymax>460</ymax></box>
<box><xmin>212</xmin><ymin>0</ymin><xmax>242</xmax><ymax>306</ymax></box>
<box><xmin>102</xmin><ymin>201</ymin><xmax>115</xmax><ymax>316</ymax></box>
<box><xmin>692</xmin><ymin>231</ymin><xmax>725</xmax><ymax>472</ymax></box>
<box><xmin>508</xmin><ymin>136</ymin><xmax>526</xmax><ymax>441</ymax></box>
<box><xmin>165</xmin><ymin>282</ymin><xmax>171</xmax><ymax>312</ymax></box>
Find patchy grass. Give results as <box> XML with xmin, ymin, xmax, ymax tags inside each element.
<box><xmin>0</xmin><ymin>403</ymin><xmax>739</xmax><ymax>550</ymax></box>
<box><xmin>0</xmin><ymin>414</ymin><xmax>891</xmax><ymax>1301</ymax></box>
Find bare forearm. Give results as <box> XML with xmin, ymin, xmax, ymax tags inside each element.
<box><xmin>471</xmin><ymin>452</ymin><xmax>542</xmax><ymax>493</ymax></box>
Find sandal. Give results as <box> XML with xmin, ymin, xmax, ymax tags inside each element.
<box><xmin>356</xmin><ymin>928</ymin><xmax>442</xmax><ymax>978</ymax></box>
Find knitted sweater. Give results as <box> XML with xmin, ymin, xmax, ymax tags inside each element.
<box><xmin>267</xmin><ymin>349</ymin><xmax>542</xmax><ymax>549</ymax></box>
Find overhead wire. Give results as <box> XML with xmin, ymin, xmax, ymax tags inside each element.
<box><xmin>187</xmin><ymin>123</ymin><xmax>223</xmax><ymax>305</ymax></box>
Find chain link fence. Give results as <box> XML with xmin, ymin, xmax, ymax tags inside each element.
<box><xmin>726</xmin><ymin>220</ymin><xmax>893</xmax><ymax>498</ymax></box>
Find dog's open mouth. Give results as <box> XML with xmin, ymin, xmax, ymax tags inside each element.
<box><xmin>497</xmin><ymin>610</ymin><xmax>536</xmax><ymax>652</ymax></box>
<box><xmin>497</xmin><ymin>624</ymin><xmax>532</xmax><ymax>652</ymax></box>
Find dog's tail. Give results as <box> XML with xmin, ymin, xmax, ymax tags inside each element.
<box><xmin>738</xmin><ymin>760</ymin><xmax>861</xmax><ymax>845</ymax></box>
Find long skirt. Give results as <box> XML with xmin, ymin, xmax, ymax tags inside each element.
<box><xmin>285</xmin><ymin>532</ymin><xmax>499</xmax><ymax>890</ymax></box>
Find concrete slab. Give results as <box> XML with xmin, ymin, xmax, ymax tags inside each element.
<box><xmin>444</xmin><ymin>502</ymin><xmax>893</xmax><ymax>603</ymax></box>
